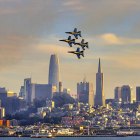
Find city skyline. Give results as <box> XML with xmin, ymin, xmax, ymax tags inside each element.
<box><xmin>0</xmin><ymin>0</ymin><xmax>140</xmax><ymax>98</ymax></box>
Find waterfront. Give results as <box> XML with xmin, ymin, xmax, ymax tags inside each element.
<box><xmin>0</xmin><ymin>136</ymin><xmax>140</xmax><ymax>140</ymax></box>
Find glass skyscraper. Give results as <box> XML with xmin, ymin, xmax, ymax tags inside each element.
<box><xmin>48</xmin><ymin>54</ymin><xmax>60</xmax><ymax>91</ymax></box>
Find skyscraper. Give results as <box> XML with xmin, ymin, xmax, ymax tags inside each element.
<box><xmin>19</xmin><ymin>86</ymin><xmax>24</xmax><ymax>98</ymax></box>
<box><xmin>48</xmin><ymin>54</ymin><xmax>60</xmax><ymax>91</ymax></box>
<box><xmin>114</xmin><ymin>87</ymin><xmax>121</xmax><ymax>101</ymax></box>
<box><xmin>121</xmin><ymin>85</ymin><xmax>133</xmax><ymax>103</ymax></box>
<box><xmin>77</xmin><ymin>80</ymin><xmax>94</xmax><ymax>106</ymax></box>
<box><xmin>94</xmin><ymin>58</ymin><xmax>105</xmax><ymax>106</ymax></box>
<box><xmin>136</xmin><ymin>87</ymin><xmax>140</xmax><ymax>102</ymax></box>
<box><xmin>24</xmin><ymin>78</ymin><xmax>31</xmax><ymax>103</ymax></box>
<box><xmin>59</xmin><ymin>82</ymin><xmax>63</xmax><ymax>93</ymax></box>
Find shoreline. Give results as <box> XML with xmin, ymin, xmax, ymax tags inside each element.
<box><xmin>0</xmin><ymin>134</ymin><xmax>140</xmax><ymax>138</ymax></box>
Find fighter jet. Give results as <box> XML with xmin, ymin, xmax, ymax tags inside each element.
<box><xmin>75</xmin><ymin>39</ymin><xmax>88</xmax><ymax>50</ymax></box>
<box><xmin>59</xmin><ymin>36</ymin><xmax>75</xmax><ymax>47</ymax></box>
<box><xmin>68</xmin><ymin>47</ymin><xmax>84</xmax><ymax>59</ymax></box>
<box><xmin>65</xmin><ymin>28</ymin><xmax>81</xmax><ymax>39</ymax></box>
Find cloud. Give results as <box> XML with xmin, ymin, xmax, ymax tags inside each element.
<box><xmin>0</xmin><ymin>0</ymin><xmax>64</xmax><ymax>70</ymax></box>
<box><xmin>0</xmin><ymin>44</ymin><xmax>22</xmax><ymax>68</ymax></box>
<box><xmin>35</xmin><ymin>43</ymin><xmax>74</xmax><ymax>58</ymax></box>
<box><xmin>0</xmin><ymin>0</ymin><xmax>139</xmax><ymax>69</ymax></box>
<box><xmin>94</xmin><ymin>33</ymin><xmax>140</xmax><ymax>45</ymax></box>
<box><xmin>0</xmin><ymin>34</ymin><xmax>41</xmax><ymax>71</ymax></box>
<box><xmin>61</xmin><ymin>1</ymin><xmax>84</xmax><ymax>12</ymax></box>
<box><xmin>73</xmin><ymin>0</ymin><xmax>140</xmax><ymax>35</ymax></box>
<box><xmin>99</xmin><ymin>33</ymin><xmax>122</xmax><ymax>45</ymax></box>
<box><xmin>98</xmin><ymin>50</ymin><xmax>140</xmax><ymax>70</ymax></box>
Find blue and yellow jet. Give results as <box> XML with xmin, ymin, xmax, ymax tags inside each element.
<box><xmin>59</xmin><ymin>36</ymin><xmax>75</xmax><ymax>47</ymax></box>
<box><xmin>65</xmin><ymin>28</ymin><xmax>82</xmax><ymax>39</ymax></box>
<box><xmin>75</xmin><ymin>39</ymin><xmax>88</xmax><ymax>50</ymax></box>
<box><xmin>68</xmin><ymin>47</ymin><xmax>84</xmax><ymax>59</ymax></box>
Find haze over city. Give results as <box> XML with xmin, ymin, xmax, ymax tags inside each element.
<box><xmin>0</xmin><ymin>0</ymin><xmax>140</xmax><ymax>98</ymax></box>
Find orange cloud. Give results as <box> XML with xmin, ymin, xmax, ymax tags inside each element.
<box><xmin>100</xmin><ymin>33</ymin><xmax>122</xmax><ymax>45</ymax></box>
<box><xmin>95</xmin><ymin>33</ymin><xmax>140</xmax><ymax>45</ymax></box>
<box><xmin>35</xmin><ymin>43</ymin><xmax>75</xmax><ymax>58</ymax></box>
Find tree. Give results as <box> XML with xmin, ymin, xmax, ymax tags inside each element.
<box><xmin>53</xmin><ymin>93</ymin><xmax>75</xmax><ymax>107</ymax></box>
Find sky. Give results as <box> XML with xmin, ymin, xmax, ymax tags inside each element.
<box><xmin>0</xmin><ymin>0</ymin><xmax>140</xmax><ymax>98</ymax></box>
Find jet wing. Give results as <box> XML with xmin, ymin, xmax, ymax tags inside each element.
<box><xmin>76</xmin><ymin>54</ymin><xmax>80</xmax><ymax>59</ymax></box>
<box><xmin>74</xmin><ymin>34</ymin><xmax>78</xmax><ymax>39</ymax></box>
<box><xmin>68</xmin><ymin>42</ymin><xmax>72</xmax><ymax>47</ymax></box>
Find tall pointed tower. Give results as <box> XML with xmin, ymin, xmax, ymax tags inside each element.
<box><xmin>48</xmin><ymin>54</ymin><xmax>60</xmax><ymax>91</ymax></box>
<box><xmin>94</xmin><ymin>58</ymin><xmax>105</xmax><ymax>106</ymax></box>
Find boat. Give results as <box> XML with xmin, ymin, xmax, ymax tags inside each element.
<box><xmin>30</xmin><ymin>132</ymin><xmax>53</xmax><ymax>138</ymax></box>
<box><xmin>117</xmin><ymin>130</ymin><xmax>134</xmax><ymax>136</ymax></box>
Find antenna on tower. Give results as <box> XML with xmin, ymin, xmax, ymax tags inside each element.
<box><xmin>83</xmin><ymin>74</ymin><xmax>86</xmax><ymax>83</ymax></box>
<box><xmin>98</xmin><ymin>58</ymin><xmax>101</xmax><ymax>73</ymax></box>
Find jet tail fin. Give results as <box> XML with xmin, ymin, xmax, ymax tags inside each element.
<box><xmin>81</xmin><ymin>51</ymin><xmax>84</xmax><ymax>57</ymax></box>
<box><xmin>81</xmin><ymin>39</ymin><xmax>84</xmax><ymax>43</ymax></box>
<box><xmin>76</xmin><ymin>47</ymin><xmax>80</xmax><ymax>52</ymax></box>
<box><xmin>68</xmin><ymin>36</ymin><xmax>71</xmax><ymax>40</ymax></box>
<box><xmin>74</xmin><ymin>28</ymin><xmax>77</xmax><ymax>32</ymax></box>
<box><xmin>72</xmin><ymin>39</ymin><xmax>75</xmax><ymax>44</ymax></box>
<box><xmin>79</xmin><ymin>31</ymin><xmax>82</xmax><ymax>37</ymax></box>
<box><xmin>86</xmin><ymin>42</ymin><xmax>89</xmax><ymax>48</ymax></box>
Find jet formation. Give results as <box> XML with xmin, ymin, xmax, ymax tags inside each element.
<box><xmin>59</xmin><ymin>28</ymin><xmax>89</xmax><ymax>59</ymax></box>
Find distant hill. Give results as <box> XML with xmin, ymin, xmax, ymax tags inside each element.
<box><xmin>53</xmin><ymin>92</ymin><xmax>76</xmax><ymax>107</ymax></box>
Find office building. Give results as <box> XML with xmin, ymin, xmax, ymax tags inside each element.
<box><xmin>121</xmin><ymin>85</ymin><xmax>133</xmax><ymax>103</ymax></box>
<box><xmin>31</xmin><ymin>84</ymin><xmax>56</xmax><ymax>101</ymax></box>
<box><xmin>0</xmin><ymin>87</ymin><xmax>7</xmax><ymax>107</ymax></box>
<box><xmin>136</xmin><ymin>87</ymin><xmax>140</xmax><ymax>102</ymax></box>
<box><xmin>77</xmin><ymin>80</ymin><xmax>94</xmax><ymax>106</ymax></box>
<box><xmin>19</xmin><ymin>86</ymin><xmax>24</xmax><ymax>98</ymax></box>
<box><xmin>24</xmin><ymin>78</ymin><xmax>32</xmax><ymax>103</ymax></box>
<box><xmin>114</xmin><ymin>87</ymin><xmax>121</xmax><ymax>101</ymax></box>
<box><xmin>48</xmin><ymin>54</ymin><xmax>60</xmax><ymax>91</ymax></box>
<box><xmin>0</xmin><ymin>107</ymin><xmax>5</xmax><ymax>119</ymax></box>
<box><xmin>5</xmin><ymin>97</ymin><xmax>26</xmax><ymax>115</ymax></box>
<box><xmin>59</xmin><ymin>82</ymin><xmax>63</xmax><ymax>93</ymax></box>
<box><xmin>63</xmin><ymin>88</ymin><xmax>71</xmax><ymax>94</ymax></box>
<box><xmin>94</xmin><ymin>58</ymin><xmax>105</xmax><ymax>106</ymax></box>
